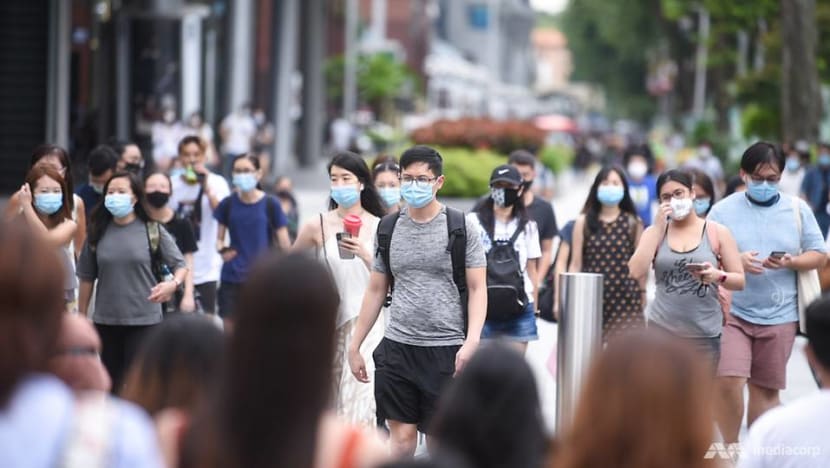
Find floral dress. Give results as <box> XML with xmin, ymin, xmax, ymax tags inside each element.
<box><xmin>582</xmin><ymin>213</ymin><xmax>644</xmax><ymax>341</ymax></box>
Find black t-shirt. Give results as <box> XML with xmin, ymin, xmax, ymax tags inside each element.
<box><xmin>526</xmin><ymin>196</ymin><xmax>558</xmax><ymax>240</ymax></box>
<box><xmin>164</xmin><ymin>216</ymin><xmax>198</xmax><ymax>255</ymax></box>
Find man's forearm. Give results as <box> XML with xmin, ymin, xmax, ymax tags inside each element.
<box><xmin>792</xmin><ymin>251</ymin><xmax>827</xmax><ymax>271</ymax></box>
<box><xmin>465</xmin><ymin>286</ymin><xmax>486</xmax><ymax>342</ymax></box>
<box><xmin>350</xmin><ymin>290</ymin><xmax>386</xmax><ymax>353</ymax></box>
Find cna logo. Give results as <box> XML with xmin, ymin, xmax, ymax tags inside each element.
<box><xmin>703</xmin><ymin>443</ymin><xmax>741</xmax><ymax>460</ymax></box>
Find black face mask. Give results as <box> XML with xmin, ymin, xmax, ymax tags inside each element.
<box><xmin>125</xmin><ymin>163</ymin><xmax>143</xmax><ymax>174</ymax></box>
<box><xmin>146</xmin><ymin>191</ymin><xmax>170</xmax><ymax>209</ymax></box>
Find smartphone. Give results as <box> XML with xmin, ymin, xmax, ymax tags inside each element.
<box><xmin>770</xmin><ymin>251</ymin><xmax>787</xmax><ymax>259</ymax></box>
<box><xmin>685</xmin><ymin>262</ymin><xmax>707</xmax><ymax>272</ymax></box>
<box><xmin>336</xmin><ymin>232</ymin><xmax>354</xmax><ymax>260</ymax></box>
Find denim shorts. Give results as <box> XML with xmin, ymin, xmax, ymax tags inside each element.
<box><xmin>482</xmin><ymin>302</ymin><xmax>538</xmax><ymax>342</ymax></box>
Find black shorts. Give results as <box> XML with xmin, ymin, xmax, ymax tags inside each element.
<box><xmin>373</xmin><ymin>338</ymin><xmax>460</xmax><ymax>433</ymax></box>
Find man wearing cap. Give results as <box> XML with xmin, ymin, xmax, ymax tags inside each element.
<box><xmin>348</xmin><ymin>145</ymin><xmax>487</xmax><ymax>456</ymax></box>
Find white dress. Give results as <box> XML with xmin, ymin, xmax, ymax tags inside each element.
<box><xmin>318</xmin><ymin>215</ymin><xmax>385</xmax><ymax>427</ymax></box>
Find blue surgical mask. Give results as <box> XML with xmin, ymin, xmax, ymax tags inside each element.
<box><xmin>378</xmin><ymin>187</ymin><xmax>401</xmax><ymax>208</ymax></box>
<box><xmin>34</xmin><ymin>193</ymin><xmax>63</xmax><ymax>215</ymax></box>
<box><xmin>331</xmin><ymin>185</ymin><xmax>361</xmax><ymax>208</ymax></box>
<box><xmin>786</xmin><ymin>158</ymin><xmax>801</xmax><ymax>172</ymax></box>
<box><xmin>820</xmin><ymin>154</ymin><xmax>830</xmax><ymax>167</ymax></box>
<box><xmin>597</xmin><ymin>185</ymin><xmax>625</xmax><ymax>206</ymax></box>
<box><xmin>104</xmin><ymin>194</ymin><xmax>134</xmax><ymax>218</ymax></box>
<box><xmin>694</xmin><ymin>198</ymin><xmax>711</xmax><ymax>216</ymax></box>
<box><xmin>232</xmin><ymin>173</ymin><xmax>258</xmax><ymax>193</ymax></box>
<box><xmin>401</xmin><ymin>182</ymin><xmax>435</xmax><ymax>208</ymax></box>
<box><xmin>746</xmin><ymin>179</ymin><xmax>779</xmax><ymax>203</ymax></box>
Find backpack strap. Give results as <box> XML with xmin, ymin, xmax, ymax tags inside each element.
<box><xmin>446</xmin><ymin>207</ymin><xmax>468</xmax><ymax>318</ymax></box>
<box><xmin>508</xmin><ymin>218</ymin><xmax>529</xmax><ymax>245</ymax></box>
<box><xmin>265</xmin><ymin>195</ymin><xmax>277</xmax><ymax>247</ymax></box>
<box><xmin>376</xmin><ymin>211</ymin><xmax>401</xmax><ymax>298</ymax></box>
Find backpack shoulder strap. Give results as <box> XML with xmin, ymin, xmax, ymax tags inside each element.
<box><xmin>377</xmin><ymin>211</ymin><xmax>401</xmax><ymax>288</ymax></box>
<box><xmin>265</xmin><ymin>195</ymin><xmax>277</xmax><ymax>246</ymax></box>
<box><xmin>445</xmin><ymin>207</ymin><xmax>467</xmax><ymax>294</ymax></box>
<box><xmin>508</xmin><ymin>218</ymin><xmax>529</xmax><ymax>245</ymax></box>
<box><xmin>146</xmin><ymin>221</ymin><xmax>161</xmax><ymax>255</ymax></box>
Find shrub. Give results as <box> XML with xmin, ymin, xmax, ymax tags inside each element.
<box><xmin>436</xmin><ymin>147</ymin><xmax>505</xmax><ymax>198</ymax></box>
<box><xmin>411</xmin><ymin>118</ymin><xmax>546</xmax><ymax>155</ymax></box>
<box><xmin>538</xmin><ymin>145</ymin><xmax>574</xmax><ymax>174</ymax></box>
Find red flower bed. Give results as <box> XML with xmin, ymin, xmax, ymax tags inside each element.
<box><xmin>410</xmin><ymin>118</ymin><xmax>546</xmax><ymax>155</ymax></box>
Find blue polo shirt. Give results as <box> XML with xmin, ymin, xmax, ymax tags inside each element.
<box><xmin>708</xmin><ymin>192</ymin><xmax>826</xmax><ymax>325</ymax></box>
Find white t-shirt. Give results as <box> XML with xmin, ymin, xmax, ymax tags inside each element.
<box><xmin>151</xmin><ymin>121</ymin><xmax>184</xmax><ymax>165</ymax></box>
<box><xmin>779</xmin><ymin>168</ymin><xmax>805</xmax><ymax>198</ymax></box>
<box><xmin>220</xmin><ymin>113</ymin><xmax>256</xmax><ymax>155</ymax></box>
<box><xmin>467</xmin><ymin>213</ymin><xmax>542</xmax><ymax>300</ymax></box>
<box><xmin>737</xmin><ymin>390</ymin><xmax>830</xmax><ymax>468</ymax></box>
<box><xmin>170</xmin><ymin>172</ymin><xmax>231</xmax><ymax>284</ymax></box>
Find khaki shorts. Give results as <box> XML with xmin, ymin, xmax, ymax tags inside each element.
<box><xmin>717</xmin><ymin>314</ymin><xmax>797</xmax><ymax>390</ymax></box>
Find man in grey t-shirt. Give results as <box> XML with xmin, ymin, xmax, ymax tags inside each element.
<box><xmin>348</xmin><ymin>146</ymin><xmax>487</xmax><ymax>457</ymax></box>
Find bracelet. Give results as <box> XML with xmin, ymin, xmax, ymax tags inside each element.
<box><xmin>718</xmin><ymin>274</ymin><xmax>727</xmax><ymax>284</ymax></box>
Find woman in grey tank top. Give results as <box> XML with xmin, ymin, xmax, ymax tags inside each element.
<box><xmin>629</xmin><ymin>170</ymin><xmax>745</xmax><ymax>367</ymax></box>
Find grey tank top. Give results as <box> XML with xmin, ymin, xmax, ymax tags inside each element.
<box><xmin>647</xmin><ymin>223</ymin><xmax>722</xmax><ymax>338</ymax></box>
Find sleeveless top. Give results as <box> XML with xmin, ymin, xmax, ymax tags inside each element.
<box><xmin>648</xmin><ymin>222</ymin><xmax>721</xmax><ymax>338</ymax></box>
<box><xmin>318</xmin><ymin>215</ymin><xmax>379</xmax><ymax>328</ymax></box>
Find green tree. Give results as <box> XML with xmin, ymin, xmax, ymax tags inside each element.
<box><xmin>324</xmin><ymin>53</ymin><xmax>417</xmax><ymax>121</ymax></box>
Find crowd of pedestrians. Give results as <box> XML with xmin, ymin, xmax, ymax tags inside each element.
<box><xmin>2</xmin><ymin>132</ymin><xmax>830</xmax><ymax>468</ymax></box>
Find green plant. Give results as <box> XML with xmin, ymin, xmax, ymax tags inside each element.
<box><xmin>538</xmin><ymin>145</ymin><xmax>574</xmax><ymax>174</ymax></box>
<box><xmin>437</xmin><ymin>147</ymin><xmax>505</xmax><ymax>198</ymax></box>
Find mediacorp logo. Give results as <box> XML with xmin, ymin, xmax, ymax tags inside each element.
<box><xmin>704</xmin><ymin>443</ymin><xmax>741</xmax><ymax>460</ymax></box>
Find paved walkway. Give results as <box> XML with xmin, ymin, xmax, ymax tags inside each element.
<box><xmin>290</xmin><ymin>166</ymin><xmax>821</xmax><ymax>436</ymax></box>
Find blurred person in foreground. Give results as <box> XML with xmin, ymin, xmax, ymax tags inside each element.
<box><xmin>48</xmin><ymin>314</ymin><xmax>111</xmax><ymax>393</ymax></box>
<box><xmin>552</xmin><ymin>329</ymin><xmax>718</xmax><ymax>468</ymax></box>
<box><xmin>122</xmin><ymin>314</ymin><xmax>225</xmax><ymax>468</ymax></box>
<box><xmin>738</xmin><ymin>295</ymin><xmax>830</xmax><ymax>468</ymax></box>
<box><xmin>429</xmin><ymin>344</ymin><xmax>547</xmax><ymax>468</ymax></box>
<box><xmin>181</xmin><ymin>253</ymin><xmax>388</xmax><ymax>468</ymax></box>
<box><xmin>0</xmin><ymin>221</ymin><xmax>163</xmax><ymax>467</ymax></box>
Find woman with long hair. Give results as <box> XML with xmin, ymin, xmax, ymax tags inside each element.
<box><xmin>552</xmin><ymin>330</ymin><xmax>718</xmax><ymax>468</ymax></box>
<box><xmin>430</xmin><ymin>345</ymin><xmax>547</xmax><ymax>468</ymax></box>
<box><xmin>181</xmin><ymin>253</ymin><xmax>387</xmax><ymax>468</ymax></box>
<box><xmin>144</xmin><ymin>172</ymin><xmax>199</xmax><ymax>313</ymax></box>
<box><xmin>569</xmin><ymin>165</ymin><xmax>645</xmax><ymax>341</ymax></box>
<box><xmin>12</xmin><ymin>166</ymin><xmax>78</xmax><ymax>311</ymax></box>
<box><xmin>688</xmin><ymin>168</ymin><xmax>717</xmax><ymax>218</ymax></box>
<box><xmin>468</xmin><ymin>164</ymin><xmax>541</xmax><ymax>354</ymax></box>
<box><xmin>628</xmin><ymin>169</ymin><xmax>744</xmax><ymax>369</ymax></box>
<box><xmin>77</xmin><ymin>172</ymin><xmax>187</xmax><ymax>391</ymax></box>
<box><xmin>293</xmin><ymin>151</ymin><xmax>387</xmax><ymax>427</ymax></box>
<box><xmin>5</xmin><ymin>144</ymin><xmax>87</xmax><ymax>258</ymax></box>
<box><xmin>213</xmin><ymin>153</ymin><xmax>290</xmax><ymax>319</ymax></box>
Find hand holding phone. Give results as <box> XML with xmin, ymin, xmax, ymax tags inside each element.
<box><xmin>336</xmin><ymin>232</ymin><xmax>355</xmax><ymax>260</ymax></box>
<box><xmin>770</xmin><ymin>251</ymin><xmax>787</xmax><ymax>259</ymax></box>
<box><xmin>685</xmin><ymin>262</ymin><xmax>707</xmax><ymax>272</ymax></box>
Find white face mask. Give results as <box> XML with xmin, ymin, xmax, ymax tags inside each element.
<box><xmin>627</xmin><ymin>161</ymin><xmax>648</xmax><ymax>179</ymax></box>
<box><xmin>670</xmin><ymin>197</ymin><xmax>694</xmax><ymax>220</ymax></box>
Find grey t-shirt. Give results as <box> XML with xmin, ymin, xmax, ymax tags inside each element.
<box><xmin>647</xmin><ymin>223</ymin><xmax>721</xmax><ymax>338</ymax></box>
<box><xmin>374</xmin><ymin>206</ymin><xmax>486</xmax><ymax>347</ymax></box>
<box><xmin>77</xmin><ymin>219</ymin><xmax>186</xmax><ymax>326</ymax></box>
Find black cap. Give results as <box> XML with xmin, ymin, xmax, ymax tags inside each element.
<box><xmin>489</xmin><ymin>164</ymin><xmax>522</xmax><ymax>186</ymax></box>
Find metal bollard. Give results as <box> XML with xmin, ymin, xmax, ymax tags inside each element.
<box><xmin>556</xmin><ymin>272</ymin><xmax>603</xmax><ymax>432</ymax></box>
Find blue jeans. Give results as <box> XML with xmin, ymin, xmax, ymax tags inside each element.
<box><xmin>482</xmin><ymin>302</ymin><xmax>539</xmax><ymax>342</ymax></box>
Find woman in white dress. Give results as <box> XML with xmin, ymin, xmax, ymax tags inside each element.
<box><xmin>293</xmin><ymin>151</ymin><xmax>388</xmax><ymax>427</ymax></box>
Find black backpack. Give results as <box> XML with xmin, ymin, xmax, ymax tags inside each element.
<box><xmin>376</xmin><ymin>207</ymin><xmax>468</xmax><ymax>316</ymax></box>
<box><xmin>478</xmin><ymin>215</ymin><xmax>528</xmax><ymax>321</ymax></box>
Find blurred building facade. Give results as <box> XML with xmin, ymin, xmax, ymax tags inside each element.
<box><xmin>0</xmin><ymin>0</ymin><xmax>326</xmax><ymax>193</ymax></box>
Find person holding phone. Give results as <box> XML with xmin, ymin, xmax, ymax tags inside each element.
<box><xmin>292</xmin><ymin>151</ymin><xmax>387</xmax><ymax>427</ymax></box>
<box><xmin>629</xmin><ymin>169</ymin><xmax>745</xmax><ymax>369</ymax></box>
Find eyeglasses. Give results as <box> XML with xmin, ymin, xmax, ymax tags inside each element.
<box><xmin>659</xmin><ymin>189</ymin><xmax>689</xmax><ymax>203</ymax></box>
<box><xmin>749</xmin><ymin>174</ymin><xmax>780</xmax><ymax>184</ymax></box>
<box><xmin>400</xmin><ymin>175</ymin><xmax>437</xmax><ymax>187</ymax></box>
